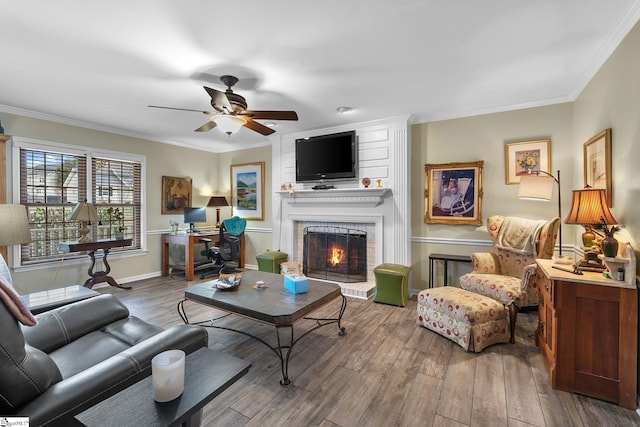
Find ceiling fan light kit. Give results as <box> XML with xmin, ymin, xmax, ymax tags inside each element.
<box><xmin>149</xmin><ymin>75</ymin><xmax>298</xmax><ymax>138</ymax></box>
<box><xmin>213</xmin><ymin>115</ymin><xmax>247</xmax><ymax>136</ymax></box>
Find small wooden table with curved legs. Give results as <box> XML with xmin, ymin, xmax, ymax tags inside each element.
<box><xmin>59</xmin><ymin>239</ymin><xmax>133</xmax><ymax>289</ymax></box>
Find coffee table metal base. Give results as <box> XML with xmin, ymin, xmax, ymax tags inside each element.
<box><xmin>177</xmin><ymin>295</ymin><xmax>346</xmax><ymax>385</ymax></box>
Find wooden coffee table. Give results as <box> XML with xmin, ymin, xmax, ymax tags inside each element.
<box><xmin>178</xmin><ymin>270</ymin><xmax>347</xmax><ymax>385</ymax></box>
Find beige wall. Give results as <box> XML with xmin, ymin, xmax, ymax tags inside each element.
<box><xmin>0</xmin><ymin>114</ymin><xmax>273</xmax><ymax>293</ymax></box>
<box><xmin>4</xmin><ymin>20</ymin><xmax>640</xmax><ymax>294</ymax></box>
<box><xmin>410</xmin><ymin>103</ymin><xmax>575</xmax><ymax>290</ymax></box>
<box><xmin>216</xmin><ymin>145</ymin><xmax>275</xmax><ymax>263</ymax></box>
<box><xmin>573</xmin><ymin>19</ymin><xmax>640</xmax><ymax>264</ymax></box>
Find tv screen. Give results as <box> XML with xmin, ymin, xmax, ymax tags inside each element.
<box><xmin>295</xmin><ymin>130</ymin><xmax>357</xmax><ymax>182</ymax></box>
<box><xmin>183</xmin><ymin>207</ymin><xmax>206</xmax><ymax>232</ymax></box>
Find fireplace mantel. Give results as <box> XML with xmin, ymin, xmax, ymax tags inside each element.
<box><xmin>277</xmin><ymin>188</ymin><xmax>391</xmax><ymax>208</ymax></box>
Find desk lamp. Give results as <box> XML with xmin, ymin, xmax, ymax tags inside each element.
<box><xmin>517</xmin><ymin>170</ymin><xmax>569</xmax><ymax>263</ymax></box>
<box><xmin>0</xmin><ymin>204</ymin><xmax>31</xmax><ymax>268</ymax></box>
<box><xmin>207</xmin><ymin>196</ymin><xmax>229</xmax><ymax>229</ymax></box>
<box><xmin>68</xmin><ymin>200</ymin><xmax>100</xmax><ymax>243</ymax></box>
<box><xmin>565</xmin><ymin>188</ymin><xmax>619</xmax><ymax>257</ymax></box>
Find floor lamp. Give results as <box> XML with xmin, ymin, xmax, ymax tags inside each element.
<box><xmin>207</xmin><ymin>196</ymin><xmax>229</xmax><ymax>229</ymax></box>
<box><xmin>517</xmin><ymin>170</ymin><xmax>570</xmax><ymax>264</ymax></box>
<box><xmin>0</xmin><ymin>204</ymin><xmax>32</xmax><ymax>270</ymax></box>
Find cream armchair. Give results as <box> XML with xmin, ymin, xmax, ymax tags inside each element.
<box><xmin>459</xmin><ymin>215</ymin><xmax>560</xmax><ymax>343</ymax></box>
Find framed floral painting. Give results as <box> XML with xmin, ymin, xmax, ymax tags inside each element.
<box><xmin>424</xmin><ymin>160</ymin><xmax>484</xmax><ymax>226</ymax></box>
<box><xmin>504</xmin><ymin>139</ymin><xmax>551</xmax><ymax>184</ymax></box>
<box><xmin>583</xmin><ymin>128</ymin><xmax>612</xmax><ymax>207</ymax></box>
<box><xmin>230</xmin><ymin>162</ymin><xmax>265</xmax><ymax>220</ymax></box>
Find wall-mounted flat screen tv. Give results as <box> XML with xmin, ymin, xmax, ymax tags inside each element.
<box><xmin>295</xmin><ymin>130</ymin><xmax>357</xmax><ymax>182</ymax></box>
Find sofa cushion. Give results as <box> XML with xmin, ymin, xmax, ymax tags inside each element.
<box><xmin>50</xmin><ymin>317</ymin><xmax>164</xmax><ymax>378</ymax></box>
<box><xmin>22</xmin><ymin>294</ymin><xmax>130</xmax><ymax>353</ymax></box>
<box><xmin>0</xmin><ymin>299</ymin><xmax>62</xmax><ymax>412</ymax></box>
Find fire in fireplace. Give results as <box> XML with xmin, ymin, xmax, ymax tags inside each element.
<box><xmin>303</xmin><ymin>226</ymin><xmax>367</xmax><ymax>283</ymax></box>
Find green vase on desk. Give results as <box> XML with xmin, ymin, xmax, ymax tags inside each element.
<box><xmin>601</xmin><ymin>235</ymin><xmax>619</xmax><ymax>258</ymax></box>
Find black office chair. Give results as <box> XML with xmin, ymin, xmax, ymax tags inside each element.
<box><xmin>199</xmin><ymin>216</ymin><xmax>246</xmax><ymax>279</ymax></box>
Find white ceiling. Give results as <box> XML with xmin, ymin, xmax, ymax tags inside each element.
<box><xmin>2</xmin><ymin>1</ymin><xmax>640</xmax><ymax>153</ymax></box>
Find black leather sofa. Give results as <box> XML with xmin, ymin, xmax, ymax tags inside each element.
<box><xmin>0</xmin><ymin>293</ymin><xmax>208</xmax><ymax>426</ymax></box>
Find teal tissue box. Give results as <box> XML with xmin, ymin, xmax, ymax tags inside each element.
<box><xmin>284</xmin><ymin>274</ymin><xmax>308</xmax><ymax>294</ymax></box>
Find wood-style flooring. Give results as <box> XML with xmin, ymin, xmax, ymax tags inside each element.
<box><xmin>97</xmin><ymin>275</ymin><xmax>640</xmax><ymax>426</ymax></box>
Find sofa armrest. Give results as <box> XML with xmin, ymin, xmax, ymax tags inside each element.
<box><xmin>16</xmin><ymin>324</ymin><xmax>208</xmax><ymax>427</ymax></box>
<box><xmin>22</xmin><ymin>294</ymin><xmax>130</xmax><ymax>354</ymax></box>
<box><xmin>470</xmin><ymin>252</ymin><xmax>502</xmax><ymax>274</ymax></box>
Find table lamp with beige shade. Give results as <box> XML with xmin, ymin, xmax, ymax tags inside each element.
<box><xmin>68</xmin><ymin>200</ymin><xmax>100</xmax><ymax>243</ymax></box>
<box><xmin>0</xmin><ymin>204</ymin><xmax>31</xmax><ymax>278</ymax></box>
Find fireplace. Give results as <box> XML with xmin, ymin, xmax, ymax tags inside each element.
<box><xmin>303</xmin><ymin>226</ymin><xmax>367</xmax><ymax>283</ymax></box>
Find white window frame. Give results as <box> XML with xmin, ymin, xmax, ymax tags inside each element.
<box><xmin>11</xmin><ymin>137</ymin><xmax>147</xmax><ymax>267</ymax></box>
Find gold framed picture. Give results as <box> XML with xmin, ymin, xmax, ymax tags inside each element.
<box><xmin>424</xmin><ymin>160</ymin><xmax>484</xmax><ymax>226</ymax></box>
<box><xmin>161</xmin><ymin>176</ymin><xmax>192</xmax><ymax>214</ymax></box>
<box><xmin>583</xmin><ymin>128</ymin><xmax>612</xmax><ymax>207</ymax></box>
<box><xmin>504</xmin><ymin>139</ymin><xmax>551</xmax><ymax>185</ymax></box>
<box><xmin>230</xmin><ymin>162</ymin><xmax>265</xmax><ymax>220</ymax></box>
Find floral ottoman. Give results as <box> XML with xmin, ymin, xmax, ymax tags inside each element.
<box><xmin>416</xmin><ymin>287</ymin><xmax>509</xmax><ymax>352</ymax></box>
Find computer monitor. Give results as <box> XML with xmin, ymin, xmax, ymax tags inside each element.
<box><xmin>183</xmin><ymin>207</ymin><xmax>206</xmax><ymax>233</ymax></box>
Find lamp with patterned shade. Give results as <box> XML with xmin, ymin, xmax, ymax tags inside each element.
<box><xmin>207</xmin><ymin>196</ymin><xmax>229</xmax><ymax>228</ymax></box>
<box><xmin>68</xmin><ymin>200</ymin><xmax>100</xmax><ymax>243</ymax></box>
<box><xmin>565</xmin><ymin>188</ymin><xmax>619</xmax><ymax>256</ymax></box>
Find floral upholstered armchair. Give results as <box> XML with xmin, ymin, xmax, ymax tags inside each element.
<box><xmin>459</xmin><ymin>215</ymin><xmax>560</xmax><ymax>343</ymax></box>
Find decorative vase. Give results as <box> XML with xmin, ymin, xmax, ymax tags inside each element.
<box><xmin>601</xmin><ymin>236</ymin><xmax>619</xmax><ymax>258</ymax></box>
<box><xmin>361</xmin><ymin>177</ymin><xmax>371</xmax><ymax>188</ymax></box>
<box><xmin>115</xmin><ymin>230</ymin><xmax>124</xmax><ymax>240</ymax></box>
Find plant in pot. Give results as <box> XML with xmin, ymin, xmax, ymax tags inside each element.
<box><xmin>107</xmin><ymin>207</ymin><xmax>125</xmax><ymax>239</ymax></box>
<box><xmin>599</xmin><ymin>218</ymin><xmax>619</xmax><ymax>258</ymax></box>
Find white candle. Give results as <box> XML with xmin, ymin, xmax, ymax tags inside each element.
<box><xmin>151</xmin><ymin>349</ymin><xmax>185</xmax><ymax>402</ymax></box>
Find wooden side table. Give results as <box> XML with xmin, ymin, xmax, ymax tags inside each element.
<box><xmin>59</xmin><ymin>239</ymin><xmax>133</xmax><ymax>289</ymax></box>
<box><xmin>535</xmin><ymin>258</ymin><xmax>638</xmax><ymax>408</ymax></box>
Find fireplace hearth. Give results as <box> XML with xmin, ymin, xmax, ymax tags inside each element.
<box><xmin>303</xmin><ymin>226</ymin><xmax>367</xmax><ymax>283</ymax></box>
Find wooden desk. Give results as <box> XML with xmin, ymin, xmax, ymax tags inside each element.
<box><xmin>535</xmin><ymin>258</ymin><xmax>638</xmax><ymax>408</ymax></box>
<box><xmin>59</xmin><ymin>239</ymin><xmax>133</xmax><ymax>290</ymax></box>
<box><xmin>162</xmin><ymin>232</ymin><xmax>244</xmax><ymax>281</ymax></box>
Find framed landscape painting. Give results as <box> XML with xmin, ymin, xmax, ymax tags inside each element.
<box><xmin>583</xmin><ymin>128</ymin><xmax>612</xmax><ymax>207</ymax></box>
<box><xmin>424</xmin><ymin>160</ymin><xmax>484</xmax><ymax>226</ymax></box>
<box><xmin>230</xmin><ymin>162</ymin><xmax>265</xmax><ymax>220</ymax></box>
<box><xmin>504</xmin><ymin>139</ymin><xmax>551</xmax><ymax>184</ymax></box>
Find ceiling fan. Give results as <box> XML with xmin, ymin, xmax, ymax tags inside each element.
<box><xmin>149</xmin><ymin>75</ymin><xmax>298</xmax><ymax>136</ymax></box>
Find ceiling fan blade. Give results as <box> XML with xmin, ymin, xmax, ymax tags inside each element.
<box><xmin>195</xmin><ymin>121</ymin><xmax>217</xmax><ymax>132</ymax></box>
<box><xmin>241</xmin><ymin>110</ymin><xmax>298</xmax><ymax>121</ymax></box>
<box><xmin>243</xmin><ymin>118</ymin><xmax>275</xmax><ymax>136</ymax></box>
<box><xmin>204</xmin><ymin>86</ymin><xmax>233</xmax><ymax>111</ymax></box>
<box><xmin>148</xmin><ymin>105</ymin><xmax>213</xmax><ymax>115</ymax></box>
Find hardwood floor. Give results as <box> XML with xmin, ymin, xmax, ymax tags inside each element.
<box><xmin>97</xmin><ymin>276</ymin><xmax>640</xmax><ymax>426</ymax></box>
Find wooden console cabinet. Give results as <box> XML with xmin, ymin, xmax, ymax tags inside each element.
<box><xmin>535</xmin><ymin>259</ymin><xmax>638</xmax><ymax>408</ymax></box>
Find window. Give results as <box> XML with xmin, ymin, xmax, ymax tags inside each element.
<box><xmin>13</xmin><ymin>138</ymin><xmax>145</xmax><ymax>265</ymax></box>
